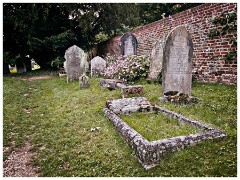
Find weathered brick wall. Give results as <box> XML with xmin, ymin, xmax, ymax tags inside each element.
<box><xmin>98</xmin><ymin>3</ymin><xmax>237</xmax><ymax>85</ymax></box>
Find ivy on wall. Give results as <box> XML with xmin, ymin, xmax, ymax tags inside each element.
<box><xmin>209</xmin><ymin>8</ymin><xmax>237</xmax><ymax>62</ymax></box>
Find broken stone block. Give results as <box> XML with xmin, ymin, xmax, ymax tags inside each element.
<box><xmin>121</xmin><ymin>85</ymin><xmax>144</xmax><ymax>98</ymax></box>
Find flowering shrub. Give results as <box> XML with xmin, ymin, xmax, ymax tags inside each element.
<box><xmin>104</xmin><ymin>55</ymin><xmax>150</xmax><ymax>83</ymax></box>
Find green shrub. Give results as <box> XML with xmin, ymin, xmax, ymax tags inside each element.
<box><xmin>104</xmin><ymin>55</ymin><xmax>150</xmax><ymax>83</ymax></box>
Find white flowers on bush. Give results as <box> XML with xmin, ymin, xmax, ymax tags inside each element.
<box><xmin>104</xmin><ymin>55</ymin><xmax>150</xmax><ymax>83</ymax></box>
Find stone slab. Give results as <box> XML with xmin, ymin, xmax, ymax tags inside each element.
<box><xmin>106</xmin><ymin>97</ymin><xmax>154</xmax><ymax>115</ymax></box>
<box><xmin>100</xmin><ymin>79</ymin><xmax>124</xmax><ymax>90</ymax></box>
<box><xmin>104</xmin><ymin>97</ymin><xmax>226</xmax><ymax>169</ymax></box>
<box><xmin>121</xmin><ymin>85</ymin><xmax>144</xmax><ymax>98</ymax></box>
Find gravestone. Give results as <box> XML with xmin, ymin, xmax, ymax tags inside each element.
<box><xmin>148</xmin><ymin>34</ymin><xmax>167</xmax><ymax>81</ymax></box>
<box><xmin>90</xmin><ymin>56</ymin><xmax>106</xmax><ymax>77</ymax></box>
<box><xmin>161</xmin><ymin>26</ymin><xmax>193</xmax><ymax>97</ymax></box>
<box><xmin>120</xmin><ymin>33</ymin><xmax>138</xmax><ymax>55</ymax></box>
<box><xmin>64</xmin><ymin>45</ymin><xmax>88</xmax><ymax>83</ymax></box>
<box><xmin>79</xmin><ymin>74</ymin><xmax>90</xmax><ymax>89</ymax></box>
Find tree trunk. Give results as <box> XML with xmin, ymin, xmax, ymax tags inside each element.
<box><xmin>3</xmin><ymin>61</ymin><xmax>10</xmax><ymax>74</ymax></box>
<box><xmin>24</xmin><ymin>59</ymin><xmax>32</xmax><ymax>72</ymax></box>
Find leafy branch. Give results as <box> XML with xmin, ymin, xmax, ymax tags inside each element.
<box><xmin>208</xmin><ymin>7</ymin><xmax>237</xmax><ymax>62</ymax></box>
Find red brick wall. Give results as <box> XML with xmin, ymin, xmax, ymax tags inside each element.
<box><xmin>98</xmin><ymin>3</ymin><xmax>237</xmax><ymax>85</ymax></box>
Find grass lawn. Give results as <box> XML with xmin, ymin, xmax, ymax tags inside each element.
<box><xmin>3</xmin><ymin>71</ymin><xmax>237</xmax><ymax>177</ymax></box>
<box><xmin>121</xmin><ymin>112</ymin><xmax>201</xmax><ymax>141</ymax></box>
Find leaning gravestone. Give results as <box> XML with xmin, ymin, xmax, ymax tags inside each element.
<box><xmin>147</xmin><ymin>34</ymin><xmax>167</xmax><ymax>81</ymax></box>
<box><xmin>64</xmin><ymin>45</ymin><xmax>88</xmax><ymax>83</ymax></box>
<box><xmin>161</xmin><ymin>26</ymin><xmax>193</xmax><ymax>97</ymax></box>
<box><xmin>90</xmin><ymin>56</ymin><xmax>106</xmax><ymax>77</ymax></box>
<box><xmin>119</xmin><ymin>33</ymin><xmax>138</xmax><ymax>55</ymax></box>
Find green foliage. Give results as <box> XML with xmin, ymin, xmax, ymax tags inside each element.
<box><xmin>3</xmin><ymin>51</ymin><xmax>17</xmax><ymax>65</ymax></box>
<box><xmin>3</xmin><ymin>72</ymin><xmax>237</xmax><ymax>176</ymax></box>
<box><xmin>208</xmin><ymin>8</ymin><xmax>237</xmax><ymax>62</ymax></box>
<box><xmin>3</xmin><ymin>3</ymin><xmax>140</xmax><ymax>69</ymax></box>
<box><xmin>3</xmin><ymin>3</ymin><xmax>203</xmax><ymax>69</ymax></box>
<box><xmin>138</xmin><ymin>3</ymin><xmax>201</xmax><ymax>25</ymax></box>
<box><xmin>50</xmin><ymin>57</ymin><xmax>64</xmax><ymax>68</ymax></box>
<box><xmin>157</xmin><ymin>71</ymin><xmax>162</xmax><ymax>84</ymax></box>
<box><xmin>208</xmin><ymin>29</ymin><xmax>220</xmax><ymax>37</ymax></box>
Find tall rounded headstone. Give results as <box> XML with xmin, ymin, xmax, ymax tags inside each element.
<box><xmin>64</xmin><ymin>45</ymin><xmax>87</xmax><ymax>83</ymax></box>
<box><xmin>162</xmin><ymin>26</ymin><xmax>193</xmax><ymax>96</ymax></box>
<box><xmin>119</xmin><ymin>33</ymin><xmax>138</xmax><ymax>56</ymax></box>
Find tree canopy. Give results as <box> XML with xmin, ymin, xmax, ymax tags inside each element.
<box><xmin>3</xmin><ymin>3</ymin><xmax>201</xmax><ymax>71</ymax></box>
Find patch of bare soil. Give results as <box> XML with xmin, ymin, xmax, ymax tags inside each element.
<box><xmin>20</xmin><ymin>75</ymin><xmax>53</xmax><ymax>81</ymax></box>
<box><xmin>3</xmin><ymin>141</ymin><xmax>39</xmax><ymax>177</ymax></box>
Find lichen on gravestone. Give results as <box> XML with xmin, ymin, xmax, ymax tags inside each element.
<box><xmin>90</xmin><ymin>56</ymin><xmax>106</xmax><ymax>77</ymax></box>
<box><xmin>64</xmin><ymin>45</ymin><xmax>88</xmax><ymax>83</ymax></box>
<box><xmin>162</xmin><ymin>25</ymin><xmax>193</xmax><ymax>96</ymax></box>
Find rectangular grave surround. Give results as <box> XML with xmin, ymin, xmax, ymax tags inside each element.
<box><xmin>103</xmin><ymin>97</ymin><xmax>227</xmax><ymax>169</ymax></box>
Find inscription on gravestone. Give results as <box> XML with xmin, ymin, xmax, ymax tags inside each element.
<box><xmin>162</xmin><ymin>26</ymin><xmax>193</xmax><ymax>96</ymax></box>
<box><xmin>64</xmin><ymin>45</ymin><xmax>88</xmax><ymax>83</ymax></box>
<box><xmin>120</xmin><ymin>33</ymin><xmax>138</xmax><ymax>55</ymax></box>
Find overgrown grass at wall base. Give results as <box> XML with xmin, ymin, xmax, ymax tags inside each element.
<box><xmin>3</xmin><ymin>71</ymin><xmax>237</xmax><ymax>176</ymax></box>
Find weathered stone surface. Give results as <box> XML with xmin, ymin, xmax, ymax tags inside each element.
<box><xmin>148</xmin><ymin>34</ymin><xmax>167</xmax><ymax>80</ymax></box>
<box><xmin>116</xmin><ymin>83</ymin><xmax>127</xmax><ymax>89</ymax></box>
<box><xmin>121</xmin><ymin>85</ymin><xmax>144</xmax><ymax>98</ymax></box>
<box><xmin>120</xmin><ymin>33</ymin><xmax>138</xmax><ymax>55</ymax></box>
<box><xmin>79</xmin><ymin>74</ymin><xmax>90</xmax><ymax>89</ymax></box>
<box><xmin>63</xmin><ymin>61</ymin><xmax>67</xmax><ymax>72</ymax></box>
<box><xmin>103</xmin><ymin>97</ymin><xmax>226</xmax><ymax>169</ymax></box>
<box><xmin>64</xmin><ymin>45</ymin><xmax>88</xmax><ymax>83</ymax></box>
<box><xmin>100</xmin><ymin>79</ymin><xmax>124</xmax><ymax>90</ymax></box>
<box><xmin>106</xmin><ymin>97</ymin><xmax>154</xmax><ymax>115</ymax></box>
<box><xmin>99</xmin><ymin>79</ymin><xmax>145</xmax><ymax>99</ymax></box>
<box><xmin>159</xmin><ymin>92</ymin><xmax>199</xmax><ymax>105</ymax></box>
<box><xmin>90</xmin><ymin>56</ymin><xmax>106</xmax><ymax>77</ymax></box>
<box><xmin>162</xmin><ymin>26</ymin><xmax>193</xmax><ymax>96</ymax></box>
